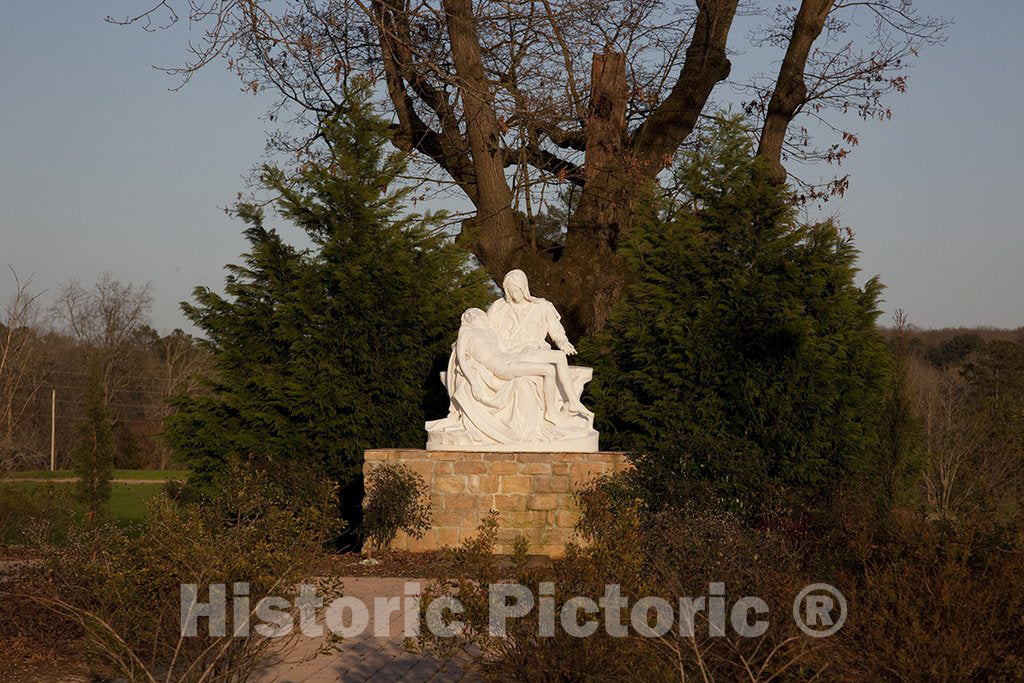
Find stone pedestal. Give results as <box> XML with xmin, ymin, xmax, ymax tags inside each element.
<box><xmin>364</xmin><ymin>449</ymin><xmax>630</xmax><ymax>557</ymax></box>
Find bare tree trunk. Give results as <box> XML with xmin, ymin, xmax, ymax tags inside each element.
<box><xmin>570</xmin><ymin>52</ymin><xmax>632</xmax><ymax>248</ymax></box>
<box><xmin>756</xmin><ymin>0</ymin><xmax>835</xmax><ymax>182</ymax></box>
<box><xmin>441</xmin><ymin>2</ymin><xmax>637</xmax><ymax>338</ymax></box>
<box><xmin>550</xmin><ymin>1</ymin><xmax>739</xmax><ymax>337</ymax></box>
<box><xmin>379</xmin><ymin>0</ymin><xmax>809</xmax><ymax>338</ymax></box>
<box><xmin>630</xmin><ymin>0</ymin><xmax>738</xmax><ymax>173</ymax></box>
<box><xmin>558</xmin><ymin>51</ymin><xmax>633</xmax><ymax>338</ymax></box>
<box><xmin>380</xmin><ymin>2</ymin><xmax>738</xmax><ymax>338</ymax></box>
<box><xmin>443</xmin><ymin>0</ymin><xmax>523</xmax><ymax>276</ymax></box>
<box><xmin>115</xmin><ymin>0</ymin><xmax>948</xmax><ymax>338</ymax></box>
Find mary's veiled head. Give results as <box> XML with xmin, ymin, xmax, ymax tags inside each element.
<box><xmin>502</xmin><ymin>269</ymin><xmax>532</xmax><ymax>303</ymax></box>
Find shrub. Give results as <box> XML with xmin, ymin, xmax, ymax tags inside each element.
<box><xmin>1</xmin><ymin>465</ymin><xmax>342</xmax><ymax>681</ymax></box>
<box><xmin>834</xmin><ymin>513</ymin><xmax>1024</xmax><ymax>679</ymax></box>
<box><xmin>0</xmin><ymin>482</ymin><xmax>78</xmax><ymax>546</ymax></box>
<box><xmin>417</xmin><ymin>485</ymin><xmax>825</xmax><ymax>682</ymax></box>
<box><xmin>163</xmin><ymin>79</ymin><xmax>491</xmax><ymax>520</ymax></box>
<box><xmin>584</xmin><ymin>116</ymin><xmax>890</xmax><ymax>511</ymax></box>
<box><xmin>417</xmin><ymin>473</ymin><xmax>1024</xmax><ymax>681</ymax></box>
<box><xmin>857</xmin><ymin>314</ymin><xmax>926</xmax><ymax>541</ymax></box>
<box><xmin>361</xmin><ymin>462</ymin><xmax>432</xmax><ymax>555</ymax></box>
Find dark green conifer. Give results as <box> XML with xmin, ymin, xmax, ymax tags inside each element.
<box><xmin>73</xmin><ymin>363</ymin><xmax>115</xmax><ymax>515</ymax></box>
<box><xmin>586</xmin><ymin>116</ymin><xmax>891</xmax><ymax>508</ymax></box>
<box><xmin>164</xmin><ymin>81</ymin><xmax>490</xmax><ymax>502</ymax></box>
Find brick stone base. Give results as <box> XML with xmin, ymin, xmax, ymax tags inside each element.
<box><xmin>363</xmin><ymin>449</ymin><xmax>630</xmax><ymax>557</ymax></box>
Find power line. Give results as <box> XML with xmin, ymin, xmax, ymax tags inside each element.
<box><xmin>17</xmin><ymin>410</ymin><xmax>165</xmax><ymax>425</ymax></box>
<box><xmin>31</xmin><ymin>383</ymin><xmax>171</xmax><ymax>397</ymax></box>
<box><xmin>19</xmin><ymin>396</ymin><xmax>174</xmax><ymax>409</ymax></box>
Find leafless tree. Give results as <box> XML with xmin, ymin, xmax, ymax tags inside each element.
<box><xmin>1</xmin><ymin>272</ymin><xmax>211</xmax><ymax>470</ymax></box>
<box><xmin>911</xmin><ymin>339</ymin><xmax>1024</xmax><ymax>523</ymax></box>
<box><xmin>143</xmin><ymin>329</ymin><xmax>211</xmax><ymax>468</ymax></box>
<box><xmin>0</xmin><ymin>268</ymin><xmax>46</xmax><ymax>470</ymax></box>
<box><xmin>50</xmin><ymin>273</ymin><xmax>154</xmax><ymax>406</ymax></box>
<box><xmin>915</xmin><ymin>364</ymin><xmax>981</xmax><ymax>521</ymax></box>
<box><xmin>112</xmin><ymin>0</ymin><xmax>947</xmax><ymax>335</ymax></box>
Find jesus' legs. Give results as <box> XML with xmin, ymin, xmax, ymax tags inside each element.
<box><xmin>502</xmin><ymin>352</ymin><xmax>590</xmax><ymax>419</ymax></box>
<box><xmin>500</xmin><ymin>362</ymin><xmax>563</xmax><ymax>423</ymax></box>
<box><xmin>521</xmin><ymin>350</ymin><xmax>590</xmax><ymax>414</ymax></box>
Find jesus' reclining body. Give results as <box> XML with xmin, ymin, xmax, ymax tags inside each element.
<box><xmin>456</xmin><ymin>308</ymin><xmax>591</xmax><ymax>424</ymax></box>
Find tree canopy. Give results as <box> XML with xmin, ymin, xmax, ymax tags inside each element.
<box><xmin>116</xmin><ymin>0</ymin><xmax>947</xmax><ymax>335</ymax></box>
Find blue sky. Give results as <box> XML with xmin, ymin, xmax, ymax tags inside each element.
<box><xmin>1</xmin><ymin>0</ymin><xmax>1021</xmax><ymax>333</ymax></box>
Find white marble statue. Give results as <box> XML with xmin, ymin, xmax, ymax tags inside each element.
<box><xmin>426</xmin><ymin>270</ymin><xmax>599</xmax><ymax>452</ymax></box>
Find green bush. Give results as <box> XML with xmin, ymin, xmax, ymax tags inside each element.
<box><xmin>0</xmin><ymin>482</ymin><xmax>78</xmax><ymax>546</ymax></box>
<box><xmin>163</xmin><ymin>80</ymin><xmax>490</xmax><ymax>514</ymax></box>
<box><xmin>361</xmin><ymin>462</ymin><xmax>432</xmax><ymax>555</ymax></box>
<box><xmin>584</xmin><ymin>116</ymin><xmax>890</xmax><ymax>511</ymax></box>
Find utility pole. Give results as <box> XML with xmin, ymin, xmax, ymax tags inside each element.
<box><xmin>50</xmin><ymin>388</ymin><xmax>56</xmax><ymax>471</ymax></box>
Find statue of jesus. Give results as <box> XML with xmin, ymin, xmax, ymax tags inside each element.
<box><xmin>425</xmin><ymin>269</ymin><xmax>598</xmax><ymax>452</ymax></box>
<box><xmin>456</xmin><ymin>308</ymin><xmax>590</xmax><ymax>423</ymax></box>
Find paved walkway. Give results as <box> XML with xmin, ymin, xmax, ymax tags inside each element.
<box><xmin>257</xmin><ymin>577</ymin><xmax>480</xmax><ymax>683</ymax></box>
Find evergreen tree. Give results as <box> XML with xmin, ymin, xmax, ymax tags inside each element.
<box><xmin>870</xmin><ymin>312</ymin><xmax>924</xmax><ymax>529</ymax></box>
<box><xmin>585</xmin><ymin>116</ymin><xmax>891</xmax><ymax>509</ymax></box>
<box><xmin>73</xmin><ymin>363</ymin><xmax>115</xmax><ymax>515</ymax></box>
<box><xmin>164</xmin><ymin>82</ymin><xmax>491</xmax><ymax>506</ymax></box>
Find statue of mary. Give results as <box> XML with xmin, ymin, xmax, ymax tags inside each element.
<box><xmin>425</xmin><ymin>270</ymin><xmax>599</xmax><ymax>452</ymax></box>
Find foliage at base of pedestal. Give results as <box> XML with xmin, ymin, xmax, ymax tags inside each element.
<box><xmin>362</xmin><ymin>462</ymin><xmax>432</xmax><ymax>554</ymax></box>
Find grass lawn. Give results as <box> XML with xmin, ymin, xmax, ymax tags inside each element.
<box><xmin>109</xmin><ymin>482</ymin><xmax>168</xmax><ymax>525</ymax></box>
<box><xmin>1</xmin><ymin>480</ymin><xmax>171</xmax><ymax>530</ymax></box>
<box><xmin>1</xmin><ymin>469</ymin><xmax>188</xmax><ymax>481</ymax></box>
<box><xmin>2</xmin><ymin>470</ymin><xmax>191</xmax><ymax>544</ymax></box>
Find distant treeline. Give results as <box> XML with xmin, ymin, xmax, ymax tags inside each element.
<box><xmin>879</xmin><ymin>316</ymin><xmax>1024</xmax><ymax>522</ymax></box>
<box><xmin>0</xmin><ymin>272</ymin><xmax>209</xmax><ymax>471</ymax></box>
<box><xmin>885</xmin><ymin>325</ymin><xmax>1024</xmax><ymax>368</ymax></box>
